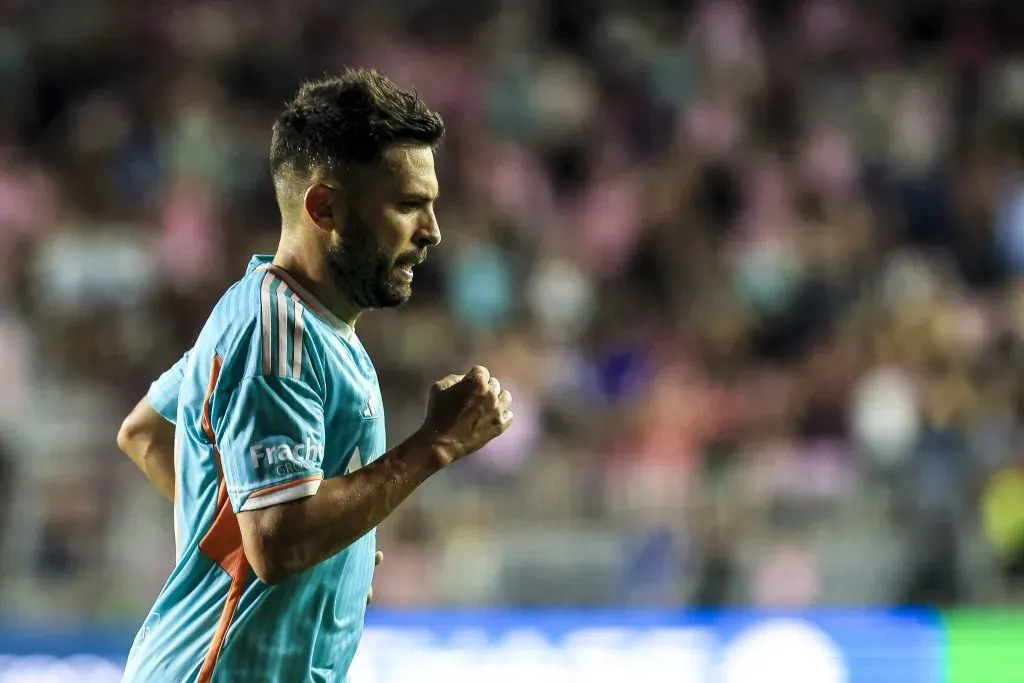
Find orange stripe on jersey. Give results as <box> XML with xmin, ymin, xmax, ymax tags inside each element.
<box><xmin>195</xmin><ymin>355</ymin><xmax>251</xmax><ymax>683</ymax></box>
<box><xmin>248</xmin><ymin>474</ymin><xmax>323</xmax><ymax>500</ymax></box>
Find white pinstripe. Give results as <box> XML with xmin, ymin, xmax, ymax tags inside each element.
<box><xmin>259</xmin><ymin>273</ymin><xmax>274</xmax><ymax>375</ymax></box>
<box><xmin>276</xmin><ymin>286</ymin><xmax>289</xmax><ymax>377</ymax></box>
<box><xmin>292</xmin><ymin>295</ymin><xmax>306</xmax><ymax>380</ymax></box>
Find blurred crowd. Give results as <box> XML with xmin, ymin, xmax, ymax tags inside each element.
<box><xmin>4</xmin><ymin>0</ymin><xmax>1024</xmax><ymax>619</ymax></box>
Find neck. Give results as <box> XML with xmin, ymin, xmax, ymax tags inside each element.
<box><xmin>273</xmin><ymin>235</ymin><xmax>362</xmax><ymax>328</ymax></box>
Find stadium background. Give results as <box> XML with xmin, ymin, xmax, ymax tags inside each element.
<box><xmin>2</xmin><ymin>0</ymin><xmax>1024</xmax><ymax>680</ymax></box>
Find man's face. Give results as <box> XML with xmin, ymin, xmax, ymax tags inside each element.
<box><xmin>326</xmin><ymin>144</ymin><xmax>441</xmax><ymax>309</ymax></box>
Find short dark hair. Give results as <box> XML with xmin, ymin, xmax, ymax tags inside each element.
<box><xmin>269</xmin><ymin>68</ymin><xmax>445</xmax><ymax>181</ymax></box>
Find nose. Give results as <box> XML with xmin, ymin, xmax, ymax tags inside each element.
<box><xmin>414</xmin><ymin>208</ymin><xmax>441</xmax><ymax>248</ymax></box>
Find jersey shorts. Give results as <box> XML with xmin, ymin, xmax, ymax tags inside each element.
<box><xmin>122</xmin><ymin>255</ymin><xmax>386</xmax><ymax>683</ymax></box>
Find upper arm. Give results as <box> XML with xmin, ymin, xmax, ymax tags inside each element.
<box><xmin>213</xmin><ymin>373</ymin><xmax>327</xmax><ymax>514</ymax></box>
<box><xmin>147</xmin><ymin>350</ymin><xmax>191</xmax><ymax>424</ymax></box>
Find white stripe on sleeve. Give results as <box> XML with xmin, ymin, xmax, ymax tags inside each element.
<box><xmin>292</xmin><ymin>296</ymin><xmax>306</xmax><ymax>380</ymax></box>
<box><xmin>260</xmin><ymin>273</ymin><xmax>274</xmax><ymax>375</ymax></box>
<box><xmin>276</xmin><ymin>286</ymin><xmax>290</xmax><ymax>377</ymax></box>
<box><xmin>238</xmin><ymin>479</ymin><xmax>321</xmax><ymax>512</ymax></box>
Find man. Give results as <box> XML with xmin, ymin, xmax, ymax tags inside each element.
<box><xmin>119</xmin><ymin>69</ymin><xmax>513</xmax><ymax>683</ymax></box>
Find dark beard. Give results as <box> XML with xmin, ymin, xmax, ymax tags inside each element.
<box><xmin>325</xmin><ymin>211</ymin><xmax>411</xmax><ymax>309</ymax></box>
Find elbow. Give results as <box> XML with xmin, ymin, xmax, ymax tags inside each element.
<box><xmin>240</xmin><ymin>511</ymin><xmax>303</xmax><ymax>586</ymax></box>
<box><xmin>250</xmin><ymin>557</ymin><xmax>289</xmax><ymax>586</ymax></box>
<box><xmin>247</xmin><ymin>544</ymin><xmax>299</xmax><ymax>586</ymax></box>
<box><xmin>117</xmin><ymin>415</ymin><xmax>140</xmax><ymax>456</ymax></box>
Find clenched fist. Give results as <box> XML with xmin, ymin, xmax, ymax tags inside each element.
<box><xmin>420</xmin><ymin>365</ymin><xmax>513</xmax><ymax>466</ymax></box>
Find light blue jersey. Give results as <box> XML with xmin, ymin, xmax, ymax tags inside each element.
<box><xmin>123</xmin><ymin>255</ymin><xmax>385</xmax><ymax>683</ymax></box>
<box><xmin>147</xmin><ymin>350</ymin><xmax>190</xmax><ymax>423</ymax></box>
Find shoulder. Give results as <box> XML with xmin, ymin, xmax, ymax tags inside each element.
<box><xmin>204</xmin><ymin>267</ymin><xmax>327</xmax><ymax>391</ymax></box>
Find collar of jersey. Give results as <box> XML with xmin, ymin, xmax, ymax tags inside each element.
<box><xmin>249</xmin><ymin>256</ymin><xmax>355</xmax><ymax>341</ymax></box>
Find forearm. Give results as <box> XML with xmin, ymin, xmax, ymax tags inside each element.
<box><xmin>119</xmin><ymin>438</ymin><xmax>175</xmax><ymax>500</ymax></box>
<box><xmin>134</xmin><ymin>443</ymin><xmax>176</xmax><ymax>501</ymax></box>
<box><xmin>244</xmin><ymin>431</ymin><xmax>445</xmax><ymax>583</ymax></box>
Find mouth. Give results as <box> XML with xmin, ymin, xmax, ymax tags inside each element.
<box><xmin>394</xmin><ymin>255</ymin><xmax>425</xmax><ymax>281</ymax></box>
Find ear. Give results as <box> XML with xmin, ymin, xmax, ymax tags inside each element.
<box><xmin>303</xmin><ymin>183</ymin><xmax>341</xmax><ymax>233</ymax></box>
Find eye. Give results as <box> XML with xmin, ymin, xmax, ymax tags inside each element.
<box><xmin>398</xmin><ymin>200</ymin><xmax>424</xmax><ymax>213</ymax></box>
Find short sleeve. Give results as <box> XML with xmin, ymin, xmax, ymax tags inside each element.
<box><xmin>214</xmin><ymin>374</ymin><xmax>326</xmax><ymax>513</ymax></box>
<box><xmin>147</xmin><ymin>351</ymin><xmax>190</xmax><ymax>424</ymax></box>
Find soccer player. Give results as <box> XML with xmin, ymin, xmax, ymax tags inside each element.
<box><xmin>119</xmin><ymin>69</ymin><xmax>514</xmax><ymax>683</ymax></box>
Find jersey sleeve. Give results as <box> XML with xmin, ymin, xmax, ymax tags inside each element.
<box><xmin>215</xmin><ymin>375</ymin><xmax>326</xmax><ymax>512</ymax></box>
<box><xmin>147</xmin><ymin>351</ymin><xmax>190</xmax><ymax>424</ymax></box>
<box><xmin>210</xmin><ymin>273</ymin><xmax>327</xmax><ymax>513</ymax></box>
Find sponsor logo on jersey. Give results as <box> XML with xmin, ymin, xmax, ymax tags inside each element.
<box><xmin>250</xmin><ymin>438</ymin><xmax>325</xmax><ymax>470</ymax></box>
